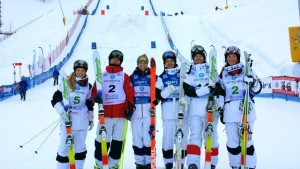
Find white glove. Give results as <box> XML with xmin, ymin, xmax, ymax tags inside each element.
<box><xmin>89</xmin><ymin>121</ymin><xmax>94</xmax><ymax>131</ymax></box>
<box><xmin>243</xmin><ymin>75</ymin><xmax>255</xmax><ymax>85</ymax></box>
<box><xmin>167</xmin><ymin>85</ymin><xmax>176</xmax><ymax>93</ymax></box>
<box><xmin>161</xmin><ymin>85</ymin><xmax>177</xmax><ymax>99</ymax></box>
<box><xmin>54</xmin><ymin>102</ymin><xmax>70</xmax><ymax>121</ymax></box>
<box><xmin>179</xmin><ymin>97</ymin><xmax>189</xmax><ymax>106</ymax></box>
<box><xmin>59</xmin><ymin>110</ymin><xmax>70</xmax><ymax>121</ymax></box>
<box><xmin>196</xmin><ymin>86</ymin><xmax>210</xmax><ymax>97</ymax></box>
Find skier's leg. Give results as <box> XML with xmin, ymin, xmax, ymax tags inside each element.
<box><xmin>162</xmin><ymin>119</ymin><xmax>175</xmax><ymax>167</ymax></box>
<box><xmin>142</xmin><ymin>117</ymin><xmax>151</xmax><ymax>167</ymax></box>
<box><xmin>56</xmin><ymin>126</ymin><xmax>70</xmax><ymax>169</ymax></box>
<box><xmin>211</xmin><ymin>115</ymin><xmax>220</xmax><ymax>167</ymax></box>
<box><xmin>108</xmin><ymin>118</ymin><xmax>125</xmax><ymax>168</ymax></box>
<box><xmin>74</xmin><ymin>130</ymin><xmax>88</xmax><ymax>169</ymax></box>
<box><xmin>131</xmin><ymin>118</ymin><xmax>145</xmax><ymax>165</ymax></box>
<box><xmin>225</xmin><ymin>122</ymin><xmax>241</xmax><ymax>168</ymax></box>
<box><xmin>246</xmin><ymin>122</ymin><xmax>256</xmax><ymax>168</ymax></box>
<box><xmin>186</xmin><ymin>116</ymin><xmax>205</xmax><ymax>169</ymax></box>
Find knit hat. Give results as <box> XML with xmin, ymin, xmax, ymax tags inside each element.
<box><xmin>137</xmin><ymin>54</ymin><xmax>148</xmax><ymax>65</ymax></box>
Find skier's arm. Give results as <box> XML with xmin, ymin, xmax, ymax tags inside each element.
<box><xmin>249</xmin><ymin>71</ymin><xmax>262</xmax><ymax>95</ymax></box>
<box><xmin>124</xmin><ymin>73</ymin><xmax>135</xmax><ymax>105</ymax></box>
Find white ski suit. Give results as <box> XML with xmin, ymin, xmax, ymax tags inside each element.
<box><xmin>183</xmin><ymin>63</ymin><xmax>219</xmax><ymax>169</ymax></box>
<box><xmin>219</xmin><ymin>62</ymin><xmax>262</xmax><ymax>168</ymax></box>
<box><xmin>156</xmin><ymin>66</ymin><xmax>188</xmax><ymax>167</ymax></box>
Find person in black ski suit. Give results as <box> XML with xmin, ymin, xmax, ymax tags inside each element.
<box><xmin>19</xmin><ymin>76</ymin><xmax>28</xmax><ymax>101</ymax></box>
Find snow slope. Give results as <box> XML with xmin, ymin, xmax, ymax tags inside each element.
<box><xmin>0</xmin><ymin>0</ymin><xmax>300</xmax><ymax>169</ymax></box>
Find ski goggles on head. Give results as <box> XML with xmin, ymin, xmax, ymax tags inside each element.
<box><xmin>162</xmin><ymin>51</ymin><xmax>176</xmax><ymax>59</ymax></box>
<box><xmin>191</xmin><ymin>45</ymin><xmax>205</xmax><ymax>53</ymax></box>
<box><xmin>225</xmin><ymin>46</ymin><xmax>240</xmax><ymax>55</ymax></box>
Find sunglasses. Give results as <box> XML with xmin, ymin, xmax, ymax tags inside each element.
<box><xmin>162</xmin><ymin>51</ymin><xmax>176</xmax><ymax>59</ymax></box>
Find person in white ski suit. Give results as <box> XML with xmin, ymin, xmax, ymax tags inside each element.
<box><xmin>155</xmin><ymin>50</ymin><xmax>188</xmax><ymax>169</ymax></box>
<box><xmin>93</xmin><ymin>50</ymin><xmax>135</xmax><ymax>169</ymax></box>
<box><xmin>183</xmin><ymin>45</ymin><xmax>220</xmax><ymax>169</ymax></box>
<box><xmin>218</xmin><ymin>46</ymin><xmax>262</xmax><ymax>169</ymax></box>
<box><xmin>51</xmin><ymin>59</ymin><xmax>94</xmax><ymax>169</ymax></box>
<box><xmin>130</xmin><ymin>54</ymin><xmax>152</xmax><ymax>169</ymax></box>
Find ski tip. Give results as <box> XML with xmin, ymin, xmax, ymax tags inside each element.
<box><xmin>150</xmin><ymin>57</ymin><xmax>156</xmax><ymax>67</ymax></box>
<box><xmin>222</xmin><ymin>46</ymin><xmax>227</xmax><ymax>50</ymax></box>
<box><xmin>210</xmin><ymin>45</ymin><xmax>215</xmax><ymax>48</ymax></box>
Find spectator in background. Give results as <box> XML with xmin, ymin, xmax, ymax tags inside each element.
<box><xmin>19</xmin><ymin>76</ymin><xmax>28</xmax><ymax>101</ymax></box>
<box><xmin>81</xmin><ymin>6</ymin><xmax>90</xmax><ymax>15</ymax></box>
<box><xmin>53</xmin><ymin>67</ymin><xmax>60</xmax><ymax>86</ymax></box>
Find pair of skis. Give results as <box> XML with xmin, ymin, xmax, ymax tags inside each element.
<box><xmin>241</xmin><ymin>51</ymin><xmax>252</xmax><ymax>169</ymax></box>
<box><xmin>61</xmin><ymin>71</ymin><xmax>76</xmax><ymax>169</ymax></box>
<box><xmin>204</xmin><ymin>46</ymin><xmax>218</xmax><ymax>169</ymax></box>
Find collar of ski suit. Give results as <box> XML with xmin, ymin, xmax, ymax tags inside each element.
<box><xmin>224</xmin><ymin>62</ymin><xmax>244</xmax><ymax>72</ymax></box>
<box><xmin>106</xmin><ymin>65</ymin><xmax>124</xmax><ymax>73</ymax></box>
<box><xmin>164</xmin><ymin>65</ymin><xmax>179</xmax><ymax>75</ymax></box>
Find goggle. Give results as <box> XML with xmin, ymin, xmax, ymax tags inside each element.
<box><xmin>162</xmin><ymin>51</ymin><xmax>176</xmax><ymax>59</ymax></box>
<box><xmin>225</xmin><ymin>46</ymin><xmax>239</xmax><ymax>54</ymax></box>
<box><xmin>191</xmin><ymin>46</ymin><xmax>205</xmax><ymax>53</ymax></box>
<box><xmin>110</xmin><ymin>50</ymin><xmax>123</xmax><ymax>59</ymax></box>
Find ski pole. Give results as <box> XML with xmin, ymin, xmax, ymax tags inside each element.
<box><xmin>33</xmin><ymin>119</ymin><xmax>60</xmax><ymax>155</ymax></box>
<box><xmin>18</xmin><ymin>118</ymin><xmax>60</xmax><ymax>149</ymax></box>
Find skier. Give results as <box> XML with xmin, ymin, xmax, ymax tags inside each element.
<box><xmin>182</xmin><ymin>45</ymin><xmax>220</xmax><ymax>169</ymax></box>
<box><xmin>218</xmin><ymin>46</ymin><xmax>262</xmax><ymax>169</ymax></box>
<box><xmin>53</xmin><ymin>67</ymin><xmax>60</xmax><ymax>86</ymax></box>
<box><xmin>51</xmin><ymin>60</ymin><xmax>95</xmax><ymax>169</ymax></box>
<box><xmin>19</xmin><ymin>76</ymin><xmax>28</xmax><ymax>101</ymax></box>
<box><xmin>130</xmin><ymin>54</ymin><xmax>152</xmax><ymax>169</ymax></box>
<box><xmin>93</xmin><ymin>50</ymin><xmax>135</xmax><ymax>169</ymax></box>
<box><xmin>155</xmin><ymin>50</ymin><xmax>188</xmax><ymax>169</ymax></box>
<box><xmin>81</xmin><ymin>6</ymin><xmax>90</xmax><ymax>15</ymax></box>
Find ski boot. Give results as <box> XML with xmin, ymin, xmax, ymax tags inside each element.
<box><xmin>135</xmin><ymin>163</ymin><xmax>144</xmax><ymax>169</ymax></box>
<box><xmin>165</xmin><ymin>163</ymin><xmax>173</xmax><ymax>169</ymax></box>
<box><xmin>211</xmin><ymin>164</ymin><xmax>216</xmax><ymax>169</ymax></box>
<box><xmin>231</xmin><ymin>167</ymin><xmax>241</xmax><ymax>169</ymax></box>
<box><xmin>110</xmin><ymin>164</ymin><xmax>119</xmax><ymax>169</ymax></box>
<box><xmin>188</xmin><ymin>164</ymin><xmax>198</xmax><ymax>169</ymax></box>
<box><xmin>144</xmin><ymin>164</ymin><xmax>151</xmax><ymax>169</ymax></box>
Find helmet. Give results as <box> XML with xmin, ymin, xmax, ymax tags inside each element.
<box><xmin>162</xmin><ymin>51</ymin><xmax>176</xmax><ymax>64</ymax></box>
<box><xmin>191</xmin><ymin>45</ymin><xmax>207</xmax><ymax>62</ymax></box>
<box><xmin>108</xmin><ymin>50</ymin><xmax>124</xmax><ymax>65</ymax></box>
<box><xmin>73</xmin><ymin>59</ymin><xmax>88</xmax><ymax>72</ymax></box>
<box><xmin>224</xmin><ymin>46</ymin><xmax>241</xmax><ymax>62</ymax></box>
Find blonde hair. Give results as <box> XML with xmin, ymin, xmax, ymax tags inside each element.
<box><xmin>68</xmin><ymin>72</ymin><xmax>76</xmax><ymax>91</ymax></box>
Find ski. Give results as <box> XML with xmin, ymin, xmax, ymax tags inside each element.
<box><xmin>175</xmin><ymin>63</ymin><xmax>186</xmax><ymax>169</ymax></box>
<box><xmin>93</xmin><ymin>48</ymin><xmax>109</xmax><ymax>169</ymax></box>
<box><xmin>204</xmin><ymin>46</ymin><xmax>218</xmax><ymax>169</ymax></box>
<box><xmin>149</xmin><ymin>57</ymin><xmax>156</xmax><ymax>169</ymax></box>
<box><xmin>61</xmin><ymin>71</ymin><xmax>76</xmax><ymax>169</ymax></box>
<box><xmin>241</xmin><ymin>51</ymin><xmax>252</xmax><ymax>169</ymax></box>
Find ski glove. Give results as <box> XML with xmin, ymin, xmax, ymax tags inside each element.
<box><xmin>208</xmin><ymin>86</ymin><xmax>218</xmax><ymax>96</ymax></box>
<box><xmin>54</xmin><ymin>102</ymin><xmax>70</xmax><ymax>121</ymax></box>
<box><xmin>94</xmin><ymin>95</ymin><xmax>103</xmax><ymax>104</ymax></box>
<box><xmin>243</xmin><ymin>75</ymin><xmax>255</xmax><ymax>86</ymax></box>
<box><xmin>179</xmin><ymin>96</ymin><xmax>190</xmax><ymax>107</ymax></box>
<box><xmin>126</xmin><ymin>101</ymin><xmax>136</xmax><ymax>121</ymax></box>
<box><xmin>89</xmin><ymin>121</ymin><xmax>94</xmax><ymax>131</ymax></box>
<box><xmin>51</xmin><ymin>90</ymin><xmax>63</xmax><ymax>107</ymax></box>
<box><xmin>59</xmin><ymin>110</ymin><xmax>70</xmax><ymax>121</ymax></box>
<box><xmin>196</xmin><ymin>86</ymin><xmax>210</xmax><ymax>97</ymax></box>
<box><xmin>152</xmin><ymin>99</ymin><xmax>160</xmax><ymax>106</ymax></box>
<box><xmin>161</xmin><ymin>85</ymin><xmax>176</xmax><ymax>98</ymax></box>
